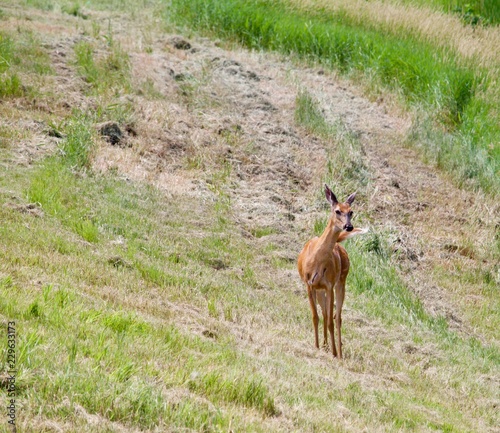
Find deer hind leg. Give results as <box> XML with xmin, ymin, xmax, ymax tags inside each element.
<box><xmin>334</xmin><ymin>281</ymin><xmax>346</xmax><ymax>359</ymax></box>
<box><xmin>326</xmin><ymin>288</ymin><xmax>337</xmax><ymax>357</ymax></box>
<box><xmin>307</xmin><ymin>286</ymin><xmax>320</xmax><ymax>349</ymax></box>
<box><xmin>317</xmin><ymin>291</ymin><xmax>328</xmax><ymax>349</ymax></box>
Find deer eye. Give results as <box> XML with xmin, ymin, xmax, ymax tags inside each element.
<box><xmin>348</xmin><ymin>211</ymin><xmax>353</xmax><ymax>217</ymax></box>
<box><xmin>335</xmin><ymin>210</ymin><xmax>341</xmax><ymax>215</ymax></box>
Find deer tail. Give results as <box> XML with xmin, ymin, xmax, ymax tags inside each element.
<box><xmin>308</xmin><ymin>272</ymin><xmax>319</xmax><ymax>286</ymax></box>
<box><xmin>337</xmin><ymin>227</ymin><xmax>369</xmax><ymax>243</ymax></box>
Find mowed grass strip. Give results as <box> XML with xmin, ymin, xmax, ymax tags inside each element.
<box><xmin>169</xmin><ymin>0</ymin><xmax>499</xmax><ymax>196</ymax></box>
<box><xmin>1</xmin><ymin>138</ymin><xmax>498</xmax><ymax>431</ymax></box>
<box><xmin>0</xmin><ymin>154</ymin><xmax>278</xmax><ymax>430</ymax></box>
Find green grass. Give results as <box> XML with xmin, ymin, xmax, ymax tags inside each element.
<box><xmin>0</xmin><ymin>73</ymin><xmax>23</xmax><ymax>98</ymax></box>
<box><xmin>169</xmin><ymin>0</ymin><xmax>499</xmax><ymax>196</ymax></box>
<box><xmin>1</xmin><ymin>31</ymin><xmax>50</xmax><ymax>74</ymax></box>
<box><xmin>0</xmin><ymin>153</ymin><xmax>278</xmax><ymax>430</ymax></box>
<box><xmin>1</xmin><ymin>30</ymin><xmax>52</xmax><ymax>98</ymax></box>
<box><xmin>399</xmin><ymin>0</ymin><xmax>500</xmax><ymax>25</ymax></box>
<box><xmin>58</xmin><ymin>113</ymin><xmax>96</xmax><ymax>169</ymax></box>
<box><xmin>2</xmin><ymin>145</ymin><xmax>498</xmax><ymax>430</ymax></box>
<box><xmin>188</xmin><ymin>371</ymin><xmax>277</xmax><ymax>416</ymax></box>
<box><xmin>250</xmin><ymin>226</ymin><xmax>278</xmax><ymax>238</ymax></box>
<box><xmin>62</xmin><ymin>2</ymin><xmax>89</xmax><ymax>19</ymax></box>
<box><xmin>0</xmin><ymin>279</ymin><xmax>240</xmax><ymax>430</ymax></box>
<box><xmin>74</xmin><ymin>39</ymin><xmax>131</xmax><ymax>97</ymax></box>
<box><xmin>72</xmin><ymin>32</ymin><xmax>139</xmax><ymax>126</ymax></box>
<box><xmin>0</xmin><ymin>1</ymin><xmax>499</xmax><ymax>431</ymax></box>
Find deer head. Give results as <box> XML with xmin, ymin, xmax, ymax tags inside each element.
<box><xmin>325</xmin><ymin>184</ymin><xmax>356</xmax><ymax>232</ymax></box>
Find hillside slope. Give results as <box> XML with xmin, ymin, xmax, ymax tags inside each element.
<box><xmin>0</xmin><ymin>1</ymin><xmax>498</xmax><ymax>432</ymax></box>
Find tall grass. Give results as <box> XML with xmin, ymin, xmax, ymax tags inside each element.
<box><xmin>169</xmin><ymin>0</ymin><xmax>499</xmax><ymax>195</ymax></box>
<box><xmin>290</xmin><ymin>0</ymin><xmax>500</xmax><ymax>71</ymax></box>
<box><xmin>58</xmin><ymin>113</ymin><xmax>96</xmax><ymax>169</ymax></box>
<box><xmin>400</xmin><ymin>0</ymin><xmax>500</xmax><ymax>24</ymax></box>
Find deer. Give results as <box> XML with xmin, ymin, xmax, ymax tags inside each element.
<box><xmin>297</xmin><ymin>184</ymin><xmax>367</xmax><ymax>359</ymax></box>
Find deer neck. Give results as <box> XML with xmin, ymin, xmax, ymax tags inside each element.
<box><xmin>318</xmin><ymin>217</ymin><xmax>342</xmax><ymax>250</ymax></box>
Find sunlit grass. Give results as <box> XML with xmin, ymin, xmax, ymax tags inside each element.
<box><xmin>0</xmin><ymin>1</ymin><xmax>498</xmax><ymax>431</ymax></box>
<box><xmin>398</xmin><ymin>0</ymin><xmax>500</xmax><ymax>24</ymax></box>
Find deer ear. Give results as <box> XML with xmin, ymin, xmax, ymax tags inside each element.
<box><xmin>324</xmin><ymin>184</ymin><xmax>338</xmax><ymax>206</ymax></box>
<box><xmin>346</xmin><ymin>192</ymin><xmax>356</xmax><ymax>205</ymax></box>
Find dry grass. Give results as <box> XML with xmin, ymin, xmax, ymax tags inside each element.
<box><xmin>290</xmin><ymin>0</ymin><xmax>500</xmax><ymax>69</ymax></box>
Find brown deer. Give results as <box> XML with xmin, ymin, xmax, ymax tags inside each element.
<box><xmin>297</xmin><ymin>184</ymin><xmax>367</xmax><ymax>358</ymax></box>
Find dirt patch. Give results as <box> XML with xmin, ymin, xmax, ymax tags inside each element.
<box><xmin>4</xmin><ymin>201</ymin><xmax>45</xmax><ymax>218</ymax></box>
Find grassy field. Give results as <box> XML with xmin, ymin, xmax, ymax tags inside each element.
<box><xmin>0</xmin><ymin>0</ymin><xmax>499</xmax><ymax>432</ymax></box>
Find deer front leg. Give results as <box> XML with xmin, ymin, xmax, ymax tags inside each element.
<box><xmin>307</xmin><ymin>286</ymin><xmax>320</xmax><ymax>349</ymax></box>
<box><xmin>335</xmin><ymin>282</ymin><xmax>345</xmax><ymax>359</ymax></box>
<box><xmin>326</xmin><ymin>288</ymin><xmax>337</xmax><ymax>357</ymax></box>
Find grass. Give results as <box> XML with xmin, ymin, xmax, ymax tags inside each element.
<box><xmin>295</xmin><ymin>90</ymin><xmax>369</xmax><ymax>196</ymax></box>
<box><xmin>397</xmin><ymin>0</ymin><xmax>500</xmax><ymax>25</ymax></box>
<box><xmin>28</xmin><ymin>161</ymin><xmax>100</xmax><ymax>243</ymax></box>
<box><xmin>298</xmin><ymin>89</ymin><xmax>499</xmax><ymax>343</ymax></box>
<box><xmin>288</xmin><ymin>0</ymin><xmax>500</xmax><ymax>68</ymax></box>
<box><xmin>296</xmin><ymin>87</ymin><xmax>499</xmax><ymax>354</ymax></box>
<box><xmin>169</xmin><ymin>0</ymin><xmax>499</xmax><ymax>196</ymax></box>
<box><xmin>1</xmin><ymin>280</ymin><xmax>239</xmax><ymax>430</ymax></box>
<box><xmin>0</xmin><ymin>30</ymin><xmax>51</xmax><ymax>98</ymax></box>
<box><xmin>0</xmin><ymin>151</ymin><xmax>278</xmax><ymax>430</ymax></box>
<box><xmin>0</xmin><ymin>73</ymin><xmax>23</xmax><ymax>98</ymax></box>
<box><xmin>62</xmin><ymin>2</ymin><xmax>88</xmax><ymax>19</ymax></box>
<box><xmin>0</xmin><ymin>0</ymin><xmax>499</xmax><ymax>431</ymax></box>
<box><xmin>58</xmin><ymin>113</ymin><xmax>96</xmax><ymax>169</ymax></box>
<box><xmin>2</xmin><ymin>146</ymin><xmax>498</xmax><ymax>430</ymax></box>
<box><xmin>296</xmin><ymin>89</ymin><xmax>427</xmax><ymax>325</ymax></box>
<box><xmin>74</xmin><ymin>39</ymin><xmax>131</xmax><ymax>97</ymax></box>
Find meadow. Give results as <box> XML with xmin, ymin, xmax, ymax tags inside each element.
<box><xmin>0</xmin><ymin>0</ymin><xmax>498</xmax><ymax>431</ymax></box>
